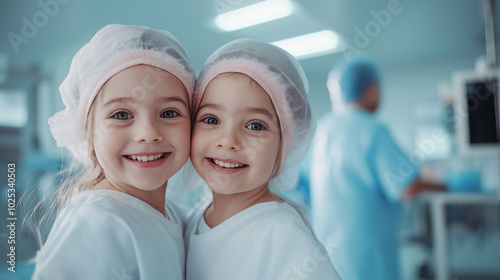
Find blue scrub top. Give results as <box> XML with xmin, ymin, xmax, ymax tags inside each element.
<box><xmin>309</xmin><ymin>109</ymin><xmax>419</xmax><ymax>280</ymax></box>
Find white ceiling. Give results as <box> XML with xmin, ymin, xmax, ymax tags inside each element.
<box><xmin>0</xmin><ymin>0</ymin><xmax>497</xmax><ymax>78</ymax></box>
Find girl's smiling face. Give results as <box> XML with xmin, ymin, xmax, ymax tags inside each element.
<box><xmin>191</xmin><ymin>73</ymin><xmax>281</xmax><ymax>195</ymax></box>
<box><xmin>91</xmin><ymin>64</ymin><xmax>190</xmax><ymax>193</ymax></box>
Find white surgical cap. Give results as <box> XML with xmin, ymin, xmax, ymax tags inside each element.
<box><xmin>48</xmin><ymin>24</ymin><xmax>196</xmax><ymax>163</ymax></box>
<box><xmin>193</xmin><ymin>38</ymin><xmax>315</xmax><ymax>192</ymax></box>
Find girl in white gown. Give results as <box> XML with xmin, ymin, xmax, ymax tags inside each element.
<box><xmin>33</xmin><ymin>24</ymin><xmax>195</xmax><ymax>280</ymax></box>
<box><xmin>184</xmin><ymin>39</ymin><xmax>342</xmax><ymax>280</ymax></box>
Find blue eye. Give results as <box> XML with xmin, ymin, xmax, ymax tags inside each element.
<box><xmin>202</xmin><ymin>116</ymin><xmax>219</xmax><ymax>125</ymax></box>
<box><xmin>113</xmin><ymin>111</ymin><xmax>132</xmax><ymax>120</ymax></box>
<box><xmin>161</xmin><ymin>110</ymin><xmax>178</xmax><ymax>118</ymax></box>
<box><xmin>246</xmin><ymin>122</ymin><xmax>266</xmax><ymax>131</ymax></box>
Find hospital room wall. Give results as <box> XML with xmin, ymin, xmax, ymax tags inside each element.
<box><xmin>306</xmin><ymin>54</ymin><xmax>479</xmax><ymax>154</ymax></box>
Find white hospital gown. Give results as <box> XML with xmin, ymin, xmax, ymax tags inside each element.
<box><xmin>33</xmin><ymin>189</ymin><xmax>186</xmax><ymax>280</ymax></box>
<box><xmin>185</xmin><ymin>199</ymin><xmax>341</xmax><ymax>280</ymax></box>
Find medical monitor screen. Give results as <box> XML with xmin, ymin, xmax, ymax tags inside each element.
<box><xmin>466</xmin><ymin>79</ymin><xmax>500</xmax><ymax>144</ymax></box>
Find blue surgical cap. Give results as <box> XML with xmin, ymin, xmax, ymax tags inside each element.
<box><xmin>334</xmin><ymin>56</ymin><xmax>380</xmax><ymax>103</ymax></box>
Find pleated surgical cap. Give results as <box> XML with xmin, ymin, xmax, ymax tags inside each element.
<box><xmin>329</xmin><ymin>56</ymin><xmax>380</xmax><ymax>103</ymax></box>
<box><xmin>193</xmin><ymin>38</ymin><xmax>315</xmax><ymax>192</ymax></box>
<box><xmin>48</xmin><ymin>24</ymin><xmax>195</xmax><ymax>163</ymax></box>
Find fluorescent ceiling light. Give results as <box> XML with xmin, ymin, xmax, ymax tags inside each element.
<box><xmin>215</xmin><ymin>0</ymin><xmax>294</xmax><ymax>32</ymax></box>
<box><xmin>271</xmin><ymin>30</ymin><xmax>341</xmax><ymax>60</ymax></box>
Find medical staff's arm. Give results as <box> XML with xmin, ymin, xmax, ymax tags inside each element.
<box><xmin>402</xmin><ymin>177</ymin><xmax>447</xmax><ymax>198</ymax></box>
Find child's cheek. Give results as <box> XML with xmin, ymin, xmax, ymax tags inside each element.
<box><xmin>93</xmin><ymin>121</ymin><xmax>113</xmax><ymax>142</ymax></box>
<box><xmin>177</xmin><ymin>124</ymin><xmax>191</xmax><ymax>157</ymax></box>
<box><xmin>193</xmin><ymin>133</ymin><xmax>208</xmax><ymax>163</ymax></box>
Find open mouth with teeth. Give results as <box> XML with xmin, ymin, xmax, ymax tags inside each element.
<box><xmin>210</xmin><ymin>158</ymin><xmax>248</xmax><ymax>169</ymax></box>
<box><xmin>124</xmin><ymin>153</ymin><xmax>167</xmax><ymax>162</ymax></box>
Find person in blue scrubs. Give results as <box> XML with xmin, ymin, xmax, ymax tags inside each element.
<box><xmin>309</xmin><ymin>56</ymin><xmax>447</xmax><ymax>280</ymax></box>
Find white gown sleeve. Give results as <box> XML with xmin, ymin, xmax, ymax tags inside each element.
<box><xmin>33</xmin><ymin>206</ymin><xmax>138</xmax><ymax>280</ymax></box>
